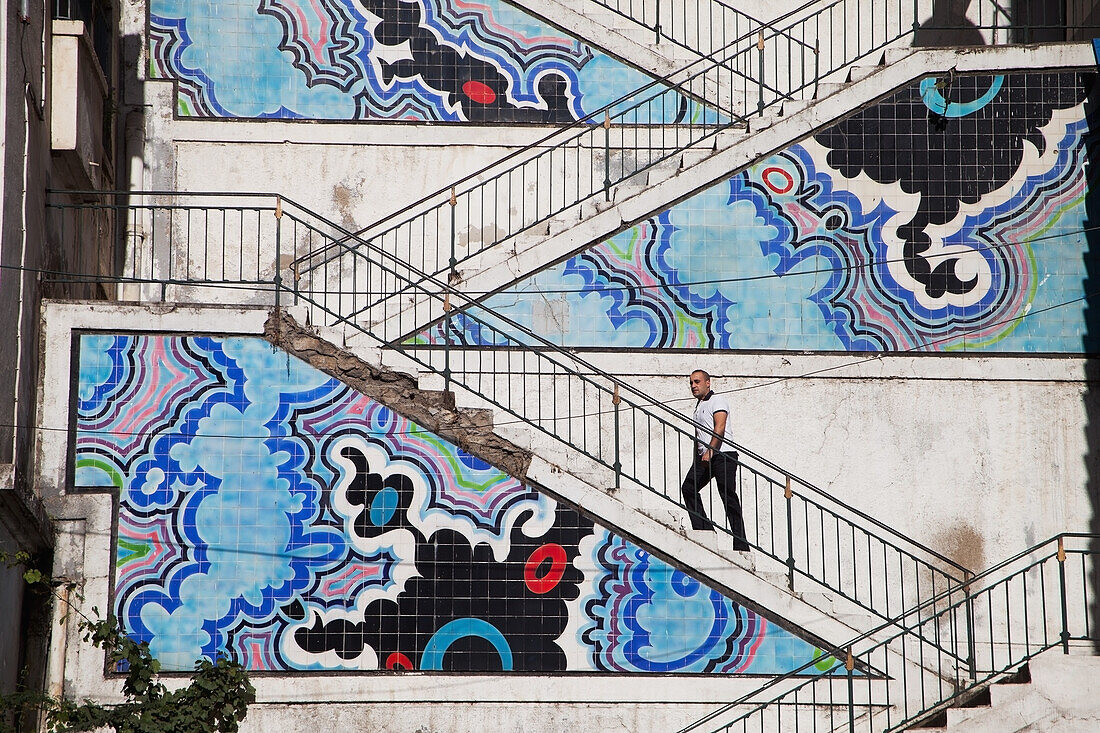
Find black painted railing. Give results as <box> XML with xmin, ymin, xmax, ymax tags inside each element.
<box><xmin>678</xmin><ymin>534</ymin><xmax>1099</xmax><ymax>733</ymax></box>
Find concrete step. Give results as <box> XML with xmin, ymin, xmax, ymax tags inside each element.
<box><xmin>640</xmin><ymin>41</ymin><xmax>701</xmax><ymax>64</ymax></box>
<box><xmin>881</xmin><ymin>45</ymin><xmax>913</xmax><ymax>65</ymax></box>
<box><xmin>847</xmin><ymin>64</ymin><xmax>880</xmax><ymax>83</ymax></box>
<box><xmin>813</xmin><ymin>81</ymin><xmax>845</xmax><ymax>100</ymax></box>
<box><xmin>780</xmin><ymin>98</ymin><xmax>811</xmax><ymax>116</ymax></box>
<box><xmin>746</xmin><ymin>112</ymin><xmax>781</xmax><ymax>132</ymax></box>
<box><xmin>900</xmin><ymin>650</ymin><xmax>1100</xmax><ymax>732</ymax></box>
<box><xmin>609</xmin><ymin>23</ymin><xmax>661</xmax><ymax>45</ymax></box>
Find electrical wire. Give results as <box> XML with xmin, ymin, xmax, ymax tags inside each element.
<box><xmin>462</xmin><ymin>223</ymin><xmax>1100</xmax><ymax>297</ymax></box>
<box><xmin>1</xmin><ymin>216</ymin><xmax>1096</xmax><ymax>438</ymax></box>
<box><xmin>24</xmin><ymin>217</ymin><xmax>1100</xmax><ymax>296</ymax></box>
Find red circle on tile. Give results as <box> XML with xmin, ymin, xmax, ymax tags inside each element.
<box><xmin>762</xmin><ymin>166</ymin><xmax>794</xmax><ymax>194</ymax></box>
<box><xmin>524</xmin><ymin>543</ymin><xmax>567</xmax><ymax>594</ymax></box>
<box><xmin>386</xmin><ymin>652</ymin><xmax>414</xmax><ymax>670</ymax></box>
<box><xmin>462</xmin><ymin>80</ymin><xmax>497</xmax><ymax>104</ymax></box>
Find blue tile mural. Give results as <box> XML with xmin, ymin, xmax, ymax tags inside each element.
<box><xmin>148</xmin><ymin>0</ymin><xmax>700</xmax><ymax>122</ymax></box>
<box><xmin>75</xmin><ymin>334</ymin><xmax>836</xmax><ymax>674</ymax></box>
<box><xmin>417</xmin><ymin>70</ymin><xmax>1100</xmax><ymax>352</ymax></box>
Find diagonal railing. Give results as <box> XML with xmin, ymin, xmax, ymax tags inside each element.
<box><xmin>47</xmin><ymin>190</ymin><xmax>970</xmax><ymax>652</ymax></box>
<box><xmin>677</xmin><ymin>533</ymin><xmax>1099</xmax><ymax>733</ymax></box>
<box><xmin>291</xmin><ymin>0</ymin><xmax>1094</xmax><ymax>348</ymax></box>
<box><xmin>580</xmin><ymin>0</ymin><xmax>806</xmax><ymax>58</ymax></box>
<box><xmin>580</xmin><ymin>0</ymin><xmax>1098</xmax><ymax>73</ymax></box>
<box><xmin>536</xmin><ymin>0</ymin><xmax>818</xmax><ymax>74</ymax></box>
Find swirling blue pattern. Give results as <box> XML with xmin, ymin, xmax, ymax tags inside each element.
<box><xmin>417</xmin><ymin>71</ymin><xmax>1097</xmax><ymax>353</ymax></box>
<box><xmin>79</xmin><ymin>334</ymin><xmax>832</xmax><ymax>674</ymax></box>
<box><xmin>147</xmin><ymin>0</ymin><xmax>683</xmax><ymax>122</ymax></box>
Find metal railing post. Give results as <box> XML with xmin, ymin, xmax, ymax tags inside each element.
<box><xmin>274</xmin><ymin>196</ymin><xmax>283</xmax><ymax>312</ymax></box>
<box><xmin>1058</xmin><ymin>537</ymin><xmax>1070</xmax><ymax>654</ymax></box>
<box><xmin>964</xmin><ymin>570</ymin><xmax>977</xmax><ymax>680</ymax></box>
<box><xmin>443</xmin><ymin>292</ymin><xmax>452</xmax><ymax>394</ymax></box>
<box><xmin>291</xmin><ymin>261</ymin><xmax>300</xmax><ymax>306</ymax></box>
<box><xmin>785</xmin><ymin>475</ymin><xmax>795</xmax><ymax>591</ymax></box>
<box><xmin>448</xmin><ymin>187</ymin><xmax>458</xmax><ymax>276</ymax></box>
<box><xmin>846</xmin><ymin>647</ymin><xmax>856</xmax><ymax>731</ymax></box>
<box><xmin>756</xmin><ymin>31</ymin><xmax>765</xmax><ymax>116</ymax></box>
<box><xmin>813</xmin><ymin>40</ymin><xmax>820</xmax><ymax>99</ymax></box>
<box><xmin>654</xmin><ymin>0</ymin><xmax>661</xmax><ymax>43</ymax></box>
<box><xmin>603</xmin><ymin>112</ymin><xmax>612</xmax><ymax>201</ymax></box>
<box><xmin>913</xmin><ymin>0</ymin><xmax>920</xmax><ymax>33</ymax></box>
<box><xmin>445</xmin><ymin>186</ymin><xmax>458</xmax><ymax>395</ymax></box>
<box><xmin>612</xmin><ymin>383</ymin><xmax>622</xmax><ymax>489</ymax></box>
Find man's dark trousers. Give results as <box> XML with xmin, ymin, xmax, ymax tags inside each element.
<box><xmin>680</xmin><ymin>450</ymin><xmax>749</xmax><ymax>550</ymax></box>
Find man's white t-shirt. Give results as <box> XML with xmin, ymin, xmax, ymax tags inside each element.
<box><xmin>692</xmin><ymin>391</ymin><xmax>736</xmax><ymax>455</ymax></box>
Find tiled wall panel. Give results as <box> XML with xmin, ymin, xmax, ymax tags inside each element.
<box><xmin>148</xmin><ymin>0</ymin><xmax>695</xmax><ymax>122</ymax></box>
<box><xmin>75</xmin><ymin>334</ymin><xmax>833</xmax><ymax>674</ymax></box>
<box><xmin>418</xmin><ymin>71</ymin><xmax>1100</xmax><ymax>353</ymax></box>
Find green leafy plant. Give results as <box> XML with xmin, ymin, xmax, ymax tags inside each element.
<box><xmin>0</xmin><ymin>551</ymin><xmax>255</xmax><ymax>733</ymax></box>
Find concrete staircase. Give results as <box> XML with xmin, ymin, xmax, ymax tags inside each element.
<box><xmin>282</xmin><ymin>42</ymin><xmax>1100</xmax><ymax>731</ymax></box>
<box><xmin>915</xmin><ymin>651</ymin><xmax>1100</xmax><ymax>732</ymax></box>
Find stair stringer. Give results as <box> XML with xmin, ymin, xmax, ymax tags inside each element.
<box><xmin>269</xmin><ymin>307</ymin><xmax>956</xmax><ymax>696</ymax></box>
<box><xmin>333</xmin><ymin>41</ymin><xmax>1096</xmax><ymax>344</ymax></box>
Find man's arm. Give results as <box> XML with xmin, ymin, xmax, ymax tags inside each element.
<box><xmin>701</xmin><ymin>410</ymin><xmax>727</xmax><ymax>462</ymax></box>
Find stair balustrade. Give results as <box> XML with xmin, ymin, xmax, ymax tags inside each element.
<box><xmin>43</xmin><ymin>2</ymin><xmax>1100</xmax><ymax>723</ymax></box>
<box><xmin>677</xmin><ymin>533</ymin><xmax>1100</xmax><ymax>733</ymax></box>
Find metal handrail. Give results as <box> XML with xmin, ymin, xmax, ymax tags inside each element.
<box><xmin>580</xmin><ymin>0</ymin><xmax>818</xmax><ymax>58</ymax></box>
<box><xmin>678</xmin><ymin>533</ymin><xmax>1100</xmax><ymax>733</ymax></box>
<box><xmin>289</xmin><ymin>38</ymin><xmax>757</xmax><ymax>277</ymax></box>
<box><xmin>570</xmin><ymin>0</ymin><xmax>819</xmax><ymax>59</ymax></box>
<box><xmin>48</xmin><ymin>190</ymin><xmax>969</xmax><ymax>646</ymax></box>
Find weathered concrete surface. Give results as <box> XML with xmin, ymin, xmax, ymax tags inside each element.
<box><xmin>921</xmin><ymin>651</ymin><xmax>1100</xmax><ymax>732</ymax></box>
<box><xmin>264</xmin><ymin>308</ymin><xmax>533</xmax><ymax>480</ymax></box>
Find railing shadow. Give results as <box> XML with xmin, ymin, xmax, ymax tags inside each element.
<box><xmin>1082</xmin><ymin>63</ymin><xmax>1100</xmax><ymax>653</ymax></box>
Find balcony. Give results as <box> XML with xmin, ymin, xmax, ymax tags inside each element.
<box><xmin>50</xmin><ymin>19</ymin><xmax>112</xmax><ymax>189</ymax></box>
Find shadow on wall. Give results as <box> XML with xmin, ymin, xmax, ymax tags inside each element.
<box><xmin>1084</xmin><ymin>73</ymin><xmax>1100</xmax><ymax>651</ymax></box>
<box><xmin>912</xmin><ymin>0</ymin><xmax>1084</xmax><ymax>46</ymax></box>
<box><xmin>912</xmin><ymin>0</ymin><xmax>986</xmax><ymax>47</ymax></box>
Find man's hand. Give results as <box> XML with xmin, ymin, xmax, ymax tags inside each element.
<box><xmin>701</xmin><ymin>448</ymin><xmax>714</xmax><ymax>462</ymax></box>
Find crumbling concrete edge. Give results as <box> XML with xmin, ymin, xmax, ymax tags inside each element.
<box><xmin>264</xmin><ymin>309</ymin><xmax>534</xmax><ymax>481</ymax></box>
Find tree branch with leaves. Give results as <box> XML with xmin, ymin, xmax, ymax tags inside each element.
<box><xmin>0</xmin><ymin>551</ymin><xmax>256</xmax><ymax>733</ymax></box>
